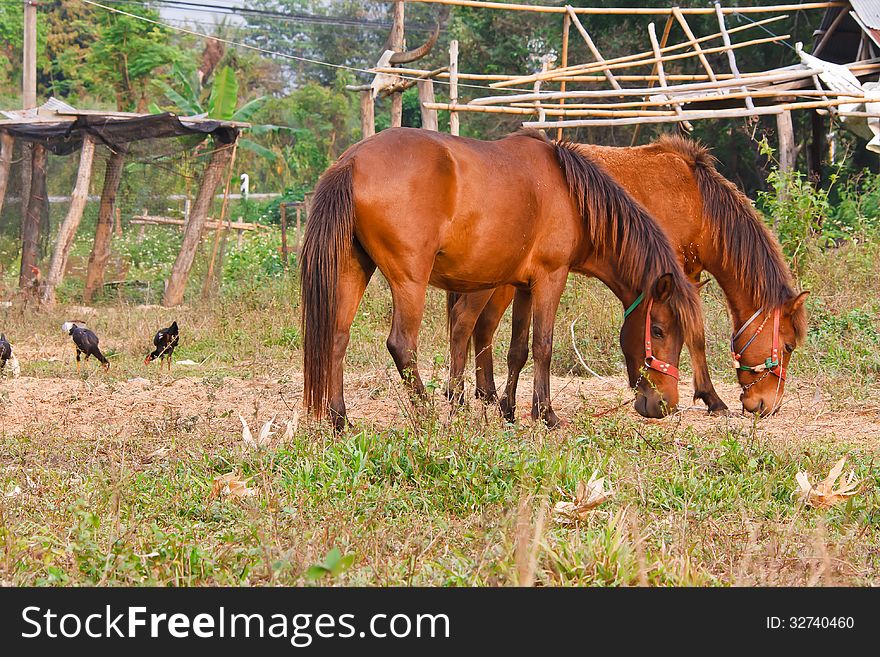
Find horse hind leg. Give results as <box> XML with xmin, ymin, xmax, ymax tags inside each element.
<box><xmin>499</xmin><ymin>288</ymin><xmax>532</xmax><ymax>422</ymax></box>
<box><xmin>446</xmin><ymin>289</ymin><xmax>495</xmax><ymax>406</ymax></box>
<box><xmin>473</xmin><ymin>286</ymin><xmax>515</xmax><ymax>403</ymax></box>
<box><xmin>329</xmin><ymin>242</ymin><xmax>376</xmax><ymax>431</ymax></box>
<box><xmin>386</xmin><ymin>278</ymin><xmax>431</xmax><ymax>406</ymax></box>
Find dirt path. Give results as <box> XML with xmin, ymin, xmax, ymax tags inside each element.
<box><xmin>2</xmin><ymin>369</ymin><xmax>877</xmax><ymax>448</ymax></box>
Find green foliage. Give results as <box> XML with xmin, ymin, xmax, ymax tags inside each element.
<box><xmin>305</xmin><ymin>548</ymin><xmax>356</xmax><ymax>582</ymax></box>
<box><xmin>87</xmin><ymin>8</ymin><xmax>183</xmax><ymax>111</ymax></box>
<box><xmin>207</xmin><ymin>66</ymin><xmax>240</xmax><ymax>120</ymax></box>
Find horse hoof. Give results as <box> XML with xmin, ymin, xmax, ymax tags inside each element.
<box><xmin>708</xmin><ymin>404</ymin><xmax>731</xmax><ymax>417</ymax></box>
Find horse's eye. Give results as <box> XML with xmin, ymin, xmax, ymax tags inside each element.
<box><xmin>651</xmin><ymin>325</ymin><xmax>664</xmax><ymax>339</ymax></box>
<box><xmin>784</xmin><ymin>343</ymin><xmax>794</xmax><ymax>353</ymax></box>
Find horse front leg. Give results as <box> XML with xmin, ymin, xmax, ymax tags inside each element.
<box><xmin>499</xmin><ymin>288</ymin><xmax>532</xmax><ymax>422</ymax></box>
<box><xmin>446</xmin><ymin>289</ymin><xmax>495</xmax><ymax>405</ymax></box>
<box><xmin>329</xmin><ymin>243</ymin><xmax>376</xmax><ymax>431</ymax></box>
<box><xmin>530</xmin><ymin>271</ymin><xmax>567</xmax><ymax>428</ymax></box>
<box><xmin>688</xmin><ymin>330</ymin><xmax>729</xmax><ymax>416</ymax></box>
<box><xmin>473</xmin><ymin>285</ymin><xmax>515</xmax><ymax>403</ymax></box>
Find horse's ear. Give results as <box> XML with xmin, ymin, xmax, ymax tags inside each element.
<box><xmin>652</xmin><ymin>273</ymin><xmax>674</xmax><ymax>303</ymax></box>
<box><xmin>786</xmin><ymin>291</ymin><xmax>809</xmax><ymax>313</ymax></box>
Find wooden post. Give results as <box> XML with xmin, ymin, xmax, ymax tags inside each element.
<box><xmin>808</xmin><ymin>109</ymin><xmax>824</xmax><ymax>183</ymax></box>
<box><xmin>18</xmin><ymin>143</ymin><xmax>46</xmax><ymax>290</ymax></box>
<box><xmin>360</xmin><ymin>91</ymin><xmax>375</xmax><ymax>140</ymax></box>
<box><xmin>0</xmin><ymin>133</ymin><xmax>13</xmax><ymax>218</ymax></box>
<box><xmin>114</xmin><ymin>206</ymin><xmax>122</xmax><ymax>236</ymax></box>
<box><xmin>449</xmin><ymin>40</ymin><xmax>460</xmax><ymax>136</ymax></box>
<box><xmin>23</xmin><ymin>1</ymin><xmax>37</xmax><ymax>110</ymax></box>
<box><xmin>163</xmin><ymin>138</ymin><xmax>235</xmax><ymax>307</ymax></box>
<box><xmin>42</xmin><ymin>136</ymin><xmax>96</xmax><ymax>304</ymax></box>
<box><xmin>296</xmin><ymin>204</ymin><xmax>304</xmax><ymax>251</ymax></box>
<box><xmin>777</xmin><ymin>109</ymin><xmax>796</xmax><ymax>173</ymax></box>
<box><xmin>202</xmin><ymin>140</ymin><xmax>238</xmax><ymax>299</ymax></box>
<box><xmin>280</xmin><ymin>202</ymin><xmax>289</xmax><ymax>269</ymax></box>
<box><xmin>390</xmin><ymin>1</ymin><xmax>405</xmax><ymax>128</ymax></box>
<box><xmin>557</xmin><ymin>12</ymin><xmax>570</xmax><ymax>141</ymax></box>
<box><xmin>417</xmin><ymin>79</ymin><xmax>439</xmax><ymax>130</ymax></box>
<box><xmin>83</xmin><ymin>147</ymin><xmax>126</xmax><ymax>303</ymax></box>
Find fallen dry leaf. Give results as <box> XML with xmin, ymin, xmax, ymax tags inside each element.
<box><xmin>553</xmin><ymin>470</ymin><xmax>613</xmax><ymax>523</ymax></box>
<box><xmin>283</xmin><ymin>413</ymin><xmax>300</xmax><ymax>442</ymax></box>
<box><xmin>240</xmin><ymin>414</ymin><xmax>275</xmax><ymax>448</ymax></box>
<box><xmin>210</xmin><ymin>472</ymin><xmax>258</xmax><ymax>501</ymax></box>
<box><xmin>795</xmin><ymin>457</ymin><xmax>860</xmax><ymax>509</ymax></box>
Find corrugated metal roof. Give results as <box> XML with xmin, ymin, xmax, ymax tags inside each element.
<box><xmin>851</xmin><ymin>0</ymin><xmax>880</xmax><ymax>29</ymax></box>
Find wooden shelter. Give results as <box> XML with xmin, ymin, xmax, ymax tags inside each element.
<box><xmin>365</xmin><ymin>1</ymin><xmax>880</xmax><ymax>171</ymax></box>
<box><xmin>0</xmin><ymin>99</ymin><xmax>247</xmax><ymax>307</ymax></box>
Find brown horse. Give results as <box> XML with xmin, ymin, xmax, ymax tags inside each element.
<box><xmin>300</xmin><ymin>128</ymin><xmax>703</xmax><ymax>429</ymax></box>
<box><xmin>449</xmin><ymin>136</ymin><xmax>808</xmax><ymax>418</ymax></box>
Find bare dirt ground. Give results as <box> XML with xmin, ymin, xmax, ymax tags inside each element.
<box><xmin>3</xmin><ymin>367</ymin><xmax>877</xmax><ymax>449</ymax></box>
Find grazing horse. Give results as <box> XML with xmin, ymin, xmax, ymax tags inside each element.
<box><xmin>449</xmin><ymin>135</ymin><xmax>808</xmax><ymax>418</ymax></box>
<box><xmin>300</xmin><ymin>128</ymin><xmax>702</xmax><ymax>430</ymax></box>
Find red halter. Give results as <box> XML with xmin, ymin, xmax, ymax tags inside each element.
<box><xmin>623</xmin><ymin>292</ymin><xmax>680</xmax><ymax>381</ymax></box>
<box><xmin>730</xmin><ymin>308</ymin><xmax>786</xmax><ymax>382</ymax></box>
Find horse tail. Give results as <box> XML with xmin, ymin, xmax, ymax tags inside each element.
<box><xmin>300</xmin><ymin>160</ymin><xmax>355</xmax><ymax>418</ymax></box>
<box><xmin>551</xmin><ymin>139</ymin><xmax>703</xmax><ymax>347</ymax></box>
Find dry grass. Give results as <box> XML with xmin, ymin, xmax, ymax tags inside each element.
<box><xmin>0</xmin><ymin>240</ymin><xmax>878</xmax><ymax>586</ymax></box>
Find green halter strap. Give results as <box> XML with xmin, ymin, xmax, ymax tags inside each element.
<box><xmin>623</xmin><ymin>291</ymin><xmax>645</xmax><ymax>319</ymax></box>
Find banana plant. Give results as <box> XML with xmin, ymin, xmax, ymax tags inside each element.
<box><xmin>152</xmin><ymin>64</ymin><xmax>283</xmax><ymax>161</ymax></box>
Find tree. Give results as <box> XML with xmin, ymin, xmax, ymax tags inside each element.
<box><xmin>87</xmin><ymin>7</ymin><xmax>183</xmax><ymax>111</ymax></box>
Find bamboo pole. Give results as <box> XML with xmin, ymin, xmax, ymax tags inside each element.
<box><xmin>715</xmin><ymin>1</ymin><xmax>753</xmax><ymax>110</ymax></box>
<box><xmin>41</xmin><ymin>136</ymin><xmax>97</xmax><ymax>305</ymax></box>
<box><xmin>375</xmin><ymin>66</ymin><xmax>742</xmax><ymax>83</ymax></box>
<box><xmin>522</xmin><ymin>96</ymin><xmax>876</xmax><ymax>128</ymax></box>
<box><xmin>510</xmin><ymin>88</ymin><xmax>864</xmax><ymax>110</ymax></box>
<box><xmin>672</xmin><ymin>7</ymin><xmax>717</xmax><ymax>82</ymax></box>
<box><xmin>812</xmin><ymin>5</ymin><xmax>849</xmax><ymax>57</ymax></box>
<box><xmin>489</xmin><ymin>33</ymin><xmax>790</xmax><ymax>89</ymax></box>
<box><xmin>489</xmin><ymin>15</ymin><xmax>789</xmax><ymax>88</ymax></box>
<box><xmin>565</xmin><ymin>6</ymin><xmax>621</xmax><ymax>91</ymax></box>
<box><xmin>449</xmin><ymin>39</ymin><xmax>460</xmax><ymax>136</ymax></box>
<box><xmin>647</xmin><ymin>21</ymin><xmax>692</xmax><ymax>129</ymax></box>
<box><xmin>471</xmin><ymin>66</ymin><xmax>822</xmax><ymax>106</ymax></box>
<box><xmin>631</xmin><ymin>15</ymin><xmax>673</xmax><ymax>145</ymax></box>
<box><xmin>403</xmin><ymin>0</ymin><xmax>843</xmax><ymax>15</ymax></box>
<box><xmin>557</xmin><ymin>11</ymin><xmax>570</xmax><ymax>140</ymax></box>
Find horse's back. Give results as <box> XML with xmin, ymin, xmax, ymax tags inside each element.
<box><xmin>346</xmin><ymin>129</ymin><xmax>579</xmax><ymax>290</ymax></box>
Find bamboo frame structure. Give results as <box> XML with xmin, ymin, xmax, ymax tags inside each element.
<box><xmin>359</xmin><ymin>1</ymin><xmax>879</xmax><ymax>145</ymax></box>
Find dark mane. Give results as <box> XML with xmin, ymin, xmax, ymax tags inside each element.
<box><xmin>655</xmin><ymin>135</ymin><xmax>807</xmax><ymax>344</ymax></box>
<box><xmin>552</xmin><ymin>139</ymin><xmax>702</xmax><ymax>345</ymax></box>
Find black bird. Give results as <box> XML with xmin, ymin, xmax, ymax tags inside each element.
<box><xmin>61</xmin><ymin>321</ymin><xmax>109</xmax><ymax>371</ymax></box>
<box><xmin>0</xmin><ymin>334</ymin><xmax>19</xmax><ymax>377</ymax></box>
<box><xmin>145</xmin><ymin>321</ymin><xmax>179</xmax><ymax>371</ymax></box>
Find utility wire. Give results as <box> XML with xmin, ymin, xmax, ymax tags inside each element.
<box><xmin>81</xmin><ymin>0</ymin><xmax>526</xmax><ymax>94</ymax></box>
